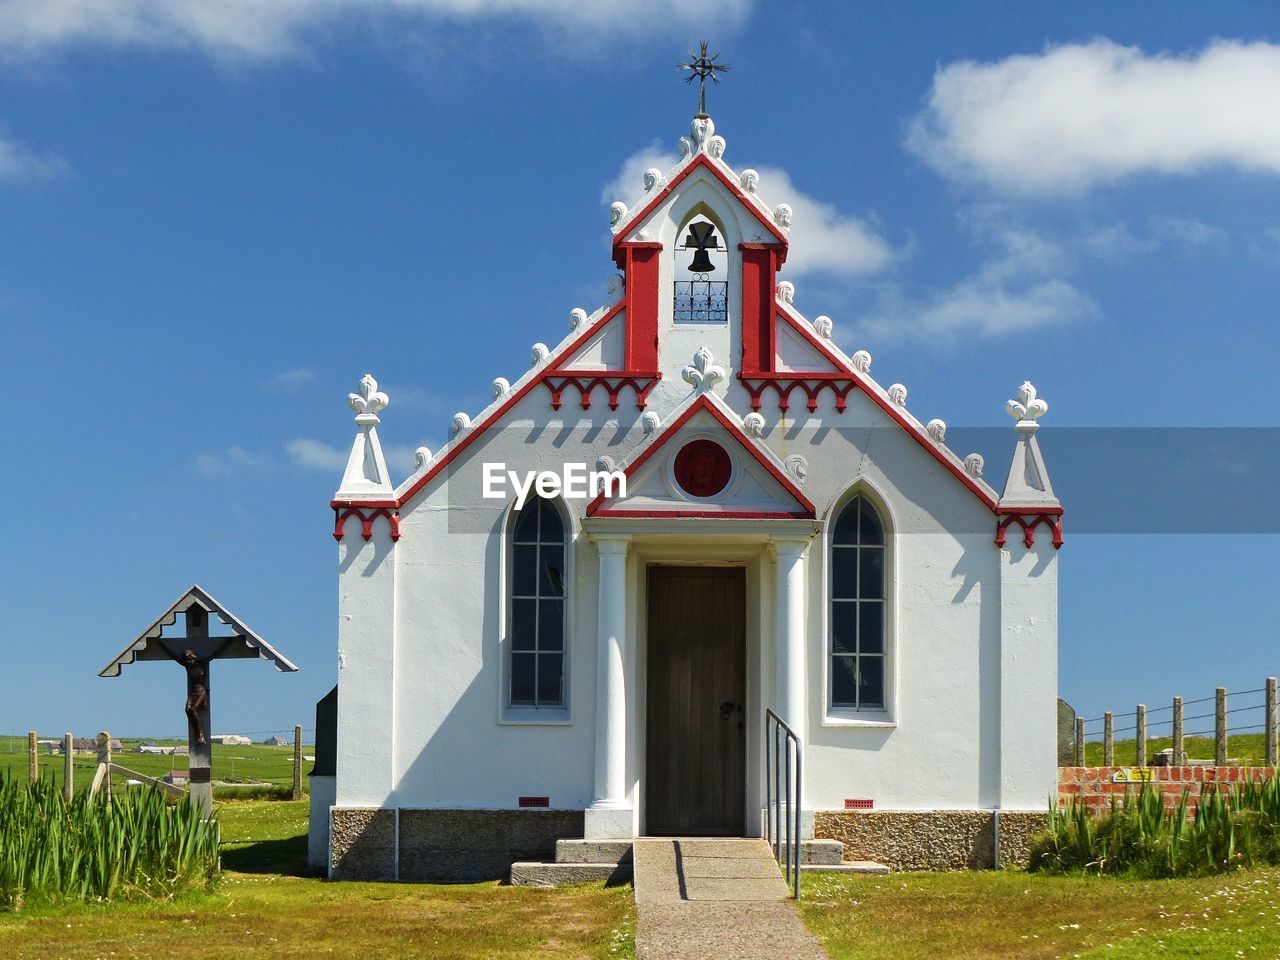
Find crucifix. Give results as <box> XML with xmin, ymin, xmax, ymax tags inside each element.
<box><xmin>100</xmin><ymin>585</ymin><xmax>298</xmax><ymax>816</ymax></box>
<box><xmin>678</xmin><ymin>41</ymin><xmax>729</xmax><ymax>119</ymax></box>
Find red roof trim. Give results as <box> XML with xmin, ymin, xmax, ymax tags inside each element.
<box><xmin>586</xmin><ymin>394</ymin><xmax>816</xmax><ymax>518</ymax></box>
<box><xmin>592</xmin><ymin>509</ymin><xmax>813</xmax><ymax>519</ymax></box>
<box><xmin>393</xmin><ymin>300</ymin><xmax>630</xmax><ymax>507</ymax></box>
<box><xmin>612</xmin><ymin>154</ymin><xmax>788</xmax><ymax>254</ymax></box>
<box><xmin>753</xmin><ymin>303</ymin><xmax>1001</xmax><ymax>513</ymax></box>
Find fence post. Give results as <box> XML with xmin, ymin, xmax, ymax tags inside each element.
<box><xmin>1215</xmin><ymin>688</ymin><xmax>1227</xmax><ymax>766</ymax></box>
<box><xmin>27</xmin><ymin>730</ymin><xmax>37</xmax><ymax>782</ymax></box>
<box><xmin>1172</xmin><ymin>697</ymin><xmax>1184</xmax><ymax>766</ymax></box>
<box><xmin>1103</xmin><ymin>712</ymin><xmax>1114</xmax><ymax>766</ymax></box>
<box><xmin>1074</xmin><ymin>717</ymin><xmax>1085</xmax><ymax>766</ymax></box>
<box><xmin>1136</xmin><ymin>705</ymin><xmax>1147</xmax><ymax>768</ymax></box>
<box><xmin>1266</xmin><ymin>677</ymin><xmax>1278</xmax><ymax>767</ymax></box>
<box><xmin>97</xmin><ymin>731</ymin><xmax>112</xmax><ymax>801</ymax></box>
<box><xmin>63</xmin><ymin>732</ymin><xmax>73</xmax><ymax>801</ymax></box>
<box><xmin>292</xmin><ymin>725</ymin><xmax>303</xmax><ymax>801</ymax></box>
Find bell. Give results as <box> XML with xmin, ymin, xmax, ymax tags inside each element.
<box><xmin>688</xmin><ymin>247</ymin><xmax>716</xmax><ymax>273</ymax></box>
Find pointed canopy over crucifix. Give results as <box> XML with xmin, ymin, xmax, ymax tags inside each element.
<box><xmin>678</xmin><ymin>41</ymin><xmax>729</xmax><ymax>119</ymax></box>
<box><xmin>99</xmin><ymin>585</ymin><xmax>297</xmax><ymax>813</ymax></box>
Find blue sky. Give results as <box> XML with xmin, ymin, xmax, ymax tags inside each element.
<box><xmin>2</xmin><ymin>1</ymin><xmax>1278</xmax><ymax>743</ymax></box>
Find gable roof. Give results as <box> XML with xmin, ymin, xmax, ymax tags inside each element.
<box><xmin>612</xmin><ymin>151</ymin><xmax>788</xmax><ymax>254</ymax></box>
<box><xmin>99</xmin><ymin>584</ymin><xmax>298</xmax><ymax>678</ymax></box>
<box><xmin>587</xmin><ymin>392</ymin><xmax>814</xmax><ymax>519</ymax></box>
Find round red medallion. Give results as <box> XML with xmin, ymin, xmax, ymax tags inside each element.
<box><xmin>673</xmin><ymin>439</ymin><xmax>732</xmax><ymax>498</ymax></box>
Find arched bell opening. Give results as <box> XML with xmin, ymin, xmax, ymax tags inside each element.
<box><xmin>674</xmin><ymin>203</ymin><xmax>730</xmax><ymax>324</ymax></box>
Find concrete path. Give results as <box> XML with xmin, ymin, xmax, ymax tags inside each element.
<box><xmin>632</xmin><ymin>838</ymin><xmax>829</xmax><ymax>960</ymax></box>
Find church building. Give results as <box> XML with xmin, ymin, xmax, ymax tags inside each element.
<box><xmin>309</xmin><ymin>105</ymin><xmax>1063</xmax><ymax>879</ymax></box>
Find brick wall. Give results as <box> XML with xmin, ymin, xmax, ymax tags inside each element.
<box><xmin>1059</xmin><ymin>766</ymin><xmax>1275</xmax><ymax>811</ymax></box>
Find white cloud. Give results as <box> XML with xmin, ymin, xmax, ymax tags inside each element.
<box><xmin>267</xmin><ymin>367</ymin><xmax>317</xmax><ymax>392</ymax></box>
<box><xmin>0</xmin><ymin>130</ymin><xmax>65</xmax><ymax>181</ymax></box>
<box><xmin>191</xmin><ymin>446</ymin><xmax>272</xmax><ymax>476</ymax></box>
<box><xmin>857</xmin><ymin>219</ymin><xmax>1098</xmax><ymax>340</ymax></box>
<box><xmin>604</xmin><ymin>148</ymin><xmax>895</xmax><ymax>279</ymax></box>
<box><xmin>0</xmin><ymin>1</ymin><xmax>749</xmax><ymax>60</ymax></box>
<box><xmin>908</xmin><ymin>39</ymin><xmax>1280</xmax><ymax>194</ymax></box>
<box><xmin>286</xmin><ymin>438</ymin><xmax>347</xmax><ymax>471</ymax></box>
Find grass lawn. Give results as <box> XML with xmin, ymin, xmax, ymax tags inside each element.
<box><xmin>0</xmin><ymin>798</ymin><xmax>635</xmax><ymax>960</ymax></box>
<box><xmin>802</xmin><ymin>867</ymin><xmax>1280</xmax><ymax>959</ymax></box>
<box><xmin>1084</xmin><ymin>732</ymin><xmax>1271</xmax><ymax>767</ymax></box>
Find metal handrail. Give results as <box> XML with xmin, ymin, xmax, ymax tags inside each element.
<box><xmin>765</xmin><ymin>708</ymin><xmax>802</xmax><ymax>900</ymax></box>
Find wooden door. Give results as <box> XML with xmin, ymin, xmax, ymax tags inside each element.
<box><xmin>645</xmin><ymin>566</ymin><xmax>746</xmax><ymax>836</ymax></box>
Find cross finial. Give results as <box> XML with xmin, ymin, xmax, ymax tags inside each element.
<box><xmin>678</xmin><ymin>41</ymin><xmax>729</xmax><ymax>119</ymax></box>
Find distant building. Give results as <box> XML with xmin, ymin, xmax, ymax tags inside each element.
<box><xmin>262</xmin><ymin>735</ymin><xmax>289</xmax><ymax>746</ymax></box>
<box><xmin>210</xmin><ymin>734</ymin><xmax>252</xmax><ymax>746</ymax></box>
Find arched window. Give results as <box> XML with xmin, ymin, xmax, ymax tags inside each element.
<box><xmin>509</xmin><ymin>496</ymin><xmax>567</xmax><ymax>708</ymax></box>
<box><xmin>830</xmin><ymin>495</ymin><xmax>886</xmax><ymax>710</ymax></box>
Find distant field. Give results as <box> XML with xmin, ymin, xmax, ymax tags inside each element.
<box><xmin>0</xmin><ymin>736</ymin><xmax>315</xmax><ymax>797</ymax></box>
<box><xmin>1083</xmin><ymin>732</ymin><xmax>1270</xmax><ymax>767</ymax></box>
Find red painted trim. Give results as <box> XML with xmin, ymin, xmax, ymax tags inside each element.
<box><xmin>332</xmin><ymin>505</ymin><xmax>400</xmax><ymax>542</ymax></box>
<box><xmin>738</xmin><ymin>303</ymin><xmax>1001</xmax><ymax>513</ymax></box>
<box><xmin>397</xmin><ymin>300</ymin><xmax>628</xmax><ymax>507</ymax></box>
<box><xmin>624</xmin><ymin>245</ymin><xmax>661</xmax><ymax>370</ymax></box>
<box><xmin>996</xmin><ymin>504</ymin><xmax>1063</xmax><ymax>516</ymax></box>
<box><xmin>994</xmin><ymin>513</ymin><xmax>1064</xmax><ymax>549</ymax></box>
<box><xmin>586</xmin><ymin>394</ymin><xmax>815</xmax><ymax>518</ymax></box>
<box><xmin>541</xmin><ymin>373</ymin><xmax>662</xmax><ymax>411</ymax></box>
<box><xmin>740</xmin><ymin>377</ymin><xmax>859</xmax><ymax>414</ymax></box>
<box><xmin>612</xmin><ymin>154</ymin><xmax>788</xmax><ymax>255</ymax></box>
<box><xmin>739</xmin><ymin>244</ymin><xmax>776</xmax><ymax>376</ymax></box>
<box><xmin>611</xmin><ymin>240</ymin><xmax>662</xmax><ymax>271</ymax></box>
<box><xmin>592</xmin><ymin>509</ymin><xmax>813</xmax><ymax>519</ymax></box>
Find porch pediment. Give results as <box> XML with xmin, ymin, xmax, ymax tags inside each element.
<box><xmin>587</xmin><ymin>393</ymin><xmax>814</xmax><ymax>519</ymax></box>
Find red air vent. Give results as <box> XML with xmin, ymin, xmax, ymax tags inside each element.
<box><xmin>844</xmin><ymin>798</ymin><xmax>874</xmax><ymax>810</ymax></box>
<box><xmin>518</xmin><ymin>796</ymin><xmax>549</xmax><ymax>808</ymax></box>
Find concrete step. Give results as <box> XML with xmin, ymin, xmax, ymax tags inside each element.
<box><xmin>801</xmin><ymin>860</ymin><xmax>890</xmax><ymax>875</ymax></box>
<box><xmin>554</xmin><ymin>838</ymin><xmax>633</xmax><ymax>864</ymax></box>
<box><xmin>765</xmin><ymin>839</ymin><xmax>847</xmax><ymax>865</ymax></box>
<box><xmin>509</xmin><ymin>860</ymin><xmax>633</xmax><ymax>887</ymax></box>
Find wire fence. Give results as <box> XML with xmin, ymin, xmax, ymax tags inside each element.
<box><xmin>1</xmin><ymin>725</ymin><xmax>316</xmax><ymax>799</ymax></box>
<box><xmin>1069</xmin><ymin>678</ymin><xmax>1279</xmax><ymax>768</ymax></box>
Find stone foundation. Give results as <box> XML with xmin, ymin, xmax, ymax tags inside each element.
<box><xmin>329</xmin><ymin>807</ymin><xmax>585</xmax><ymax>882</ymax></box>
<box><xmin>331</xmin><ymin>807</ymin><xmax>396</xmax><ymax>880</ymax></box>
<box><xmin>814</xmin><ymin>810</ymin><xmax>1050</xmax><ymax>872</ymax></box>
<box><xmin>399</xmin><ymin>809</ymin><xmax>584</xmax><ymax>882</ymax></box>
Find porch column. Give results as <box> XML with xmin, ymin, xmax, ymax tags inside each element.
<box><xmin>771</xmin><ymin>536</ymin><xmax>809</xmax><ymax>738</ymax></box>
<box><xmin>586</xmin><ymin>534</ymin><xmax>633</xmax><ymax>838</ymax></box>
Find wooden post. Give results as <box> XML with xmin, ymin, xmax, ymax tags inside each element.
<box><xmin>1266</xmin><ymin>678</ymin><xmax>1278</xmax><ymax>767</ymax></box>
<box><xmin>63</xmin><ymin>733</ymin><xmax>73</xmax><ymax>801</ymax></box>
<box><xmin>185</xmin><ymin>606</ymin><xmax>214</xmax><ymax>818</ymax></box>
<box><xmin>1136</xmin><ymin>705</ymin><xmax>1147</xmax><ymax>768</ymax></box>
<box><xmin>1103</xmin><ymin>712</ymin><xmax>1114</xmax><ymax>766</ymax></box>
<box><xmin>1075</xmin><ymin>717</ymin><xmax>1085</xmax><ymax>766</ymax></box>
<box><xmin>27</xmin><ymin>730</ymin><xmax>37</xmax><ymax>783</ymax></box>
<box><xmin>97</xmin><ymin>731</ymin><xmax>112</xmax><ymax>801</ymax></box>
<box><xmin>1215</xmin><ymin>687</ymin><xmax>1228</xmax><ymax>766</ymax></box>
<box><xmin>292</xmin><ymin>724</ymin><xmax>303</xmax><ymax>801</ymax></box>
<box><xmin>1172</xmin><ymin>697</ymin><xmax>1184</xmax><ymax>766</ymax></box>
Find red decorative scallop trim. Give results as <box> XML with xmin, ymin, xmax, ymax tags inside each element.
<box><xmin>333</xmin><ymin>505</ymin><xmax>400</xmax><ymax>542</ymax></box>
<box><xmin>740</xmin><ymin>375</ymin><xmax>858</xmax><ymax>413</ymax></box>
<box><xmin>994</xmin><ymin>511</ymin><xmax>1064</xmax><ymax>549</ymax></box>
<box><xmin>542</xmin><ymin>371</ymin><xmax>661</xmax><ymax>411</ymax></box>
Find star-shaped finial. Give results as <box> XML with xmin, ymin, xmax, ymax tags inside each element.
<box><xmin>678</xmin><ymin>42</ymin><xmax>729</xmax><ymax>119</ymax></box>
